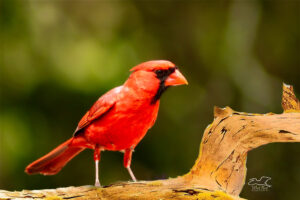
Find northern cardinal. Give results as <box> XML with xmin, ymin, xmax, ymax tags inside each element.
<box><xmin>25</xmin><ymin>60</ymin><xmax>188</xmax><ymax>186</ymax></box>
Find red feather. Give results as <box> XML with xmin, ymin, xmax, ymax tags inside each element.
<box><xmin>74</xmin><ymin>86</ymin><xmax>121</xmax><ymax>134</ymax></box>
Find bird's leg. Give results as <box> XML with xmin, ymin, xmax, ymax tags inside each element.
<box><xmin>94</xmin><ymin>145</ymin><xmax>101</xmax><ymax>187</ymax></box>
<box><xmin>124</xmin><ymin>147</ymin><xmax>137</xmax><ymax>182</ymax></box>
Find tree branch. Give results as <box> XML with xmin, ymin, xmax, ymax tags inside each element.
<box><xmin>0</xmin><ymin>84</ymin><xmax>299</xmax><ymax>200</ymax></box>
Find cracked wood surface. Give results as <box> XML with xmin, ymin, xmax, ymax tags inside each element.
<box><xmin>0</xmin><ymin>183</ymin><xmax>241</xmax><ymax>200</ymax></box>
<box><xmin>184</xmin><ymin>83</ymin><xmax>300</xmax><ymax>196</ymax></box>
<box><xmin>0</xmin><ymin>83</ymin><xmax>299</xmax><ymax>200</ymax></box>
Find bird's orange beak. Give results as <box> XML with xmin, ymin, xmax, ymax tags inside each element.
<box><xmin>165</xmin><ymin>69</ymin><xmax>188</xmax><ymax>86</ymax></box>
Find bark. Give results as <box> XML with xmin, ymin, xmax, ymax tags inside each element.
<box><xmin>0</xmin><ymin>84</ymin><xmax>299</xmax><ymax>200</ymax></box>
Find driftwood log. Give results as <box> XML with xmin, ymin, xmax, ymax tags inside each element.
<box><xmin>0</xmin><ymin>84</ymin><xmax>299</xmax><ymax>200</ymax></box>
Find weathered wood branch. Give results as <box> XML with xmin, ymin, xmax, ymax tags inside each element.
<box><xmin>0</xmin><ymin>84</ymin><xmax>299</xmax><ymax>200</ymax></box>
<box><xmin>184</xmin><ymin>84</ymin><xmax>300</xmax><ymax>196</ymax></box>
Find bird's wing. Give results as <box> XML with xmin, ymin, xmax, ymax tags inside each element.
<box><xmin>74</xmin><ymin>86</ymin><xmax>122</xmax><ymax>135</ymax></box>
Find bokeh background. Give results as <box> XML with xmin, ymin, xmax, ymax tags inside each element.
<box><xmin>0</xmin><ymin>0</ymin><xmax>299</xmax><ymax>200</ymax></box>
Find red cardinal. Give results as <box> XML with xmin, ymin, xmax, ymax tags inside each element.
<box><xmin>25</xmin><ymin>60</ymin><xmax>188</xmax><ymax>186</ymax></box>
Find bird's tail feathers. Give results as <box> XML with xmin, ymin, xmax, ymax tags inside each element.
<box><xmin>25</xmin><ymin>138</ymin><xmax>85</xmax><ymax>175</ymax></box>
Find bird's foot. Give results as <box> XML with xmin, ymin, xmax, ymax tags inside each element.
<box><xmin>95</xmin><ymin>179</ymin><xmax>101</xmax><ymax>187</ymax></box>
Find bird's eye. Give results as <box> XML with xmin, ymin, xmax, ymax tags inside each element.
<box><xmin>155</xmin><ymin>70</ymin><xmax>164</xmax><ymax>76</ymax></box>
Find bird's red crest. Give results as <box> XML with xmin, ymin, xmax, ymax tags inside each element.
<box><xmin>130</xmin><ymin>60</ymin><xmax>175</xmax><ymax>72</ymax></box>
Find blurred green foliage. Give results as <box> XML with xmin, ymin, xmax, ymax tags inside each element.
<box><xmin>0</xmin><ymin>1</ymin><xmax>299</xmax><ymax>200</ymax></box>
